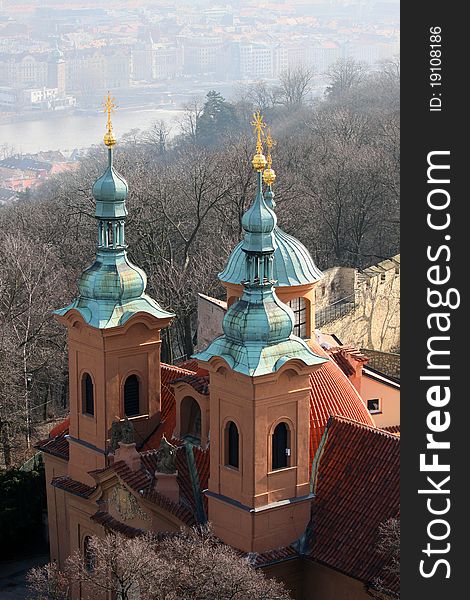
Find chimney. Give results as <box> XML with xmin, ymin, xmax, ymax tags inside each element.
<box><xmin>114</xmin><ymin>442</ymin><xmax>141</xmax><ymax>472</ymax></box>
<box><xmin>154</xmin><ymin>470</ymin><xmax>179</xmax><ymax>504</ymax></box>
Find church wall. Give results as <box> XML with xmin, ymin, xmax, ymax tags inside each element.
<box><xmin>43</xmin><ymin>454</ymin><xmax>69</xmax><ymax>568</ymax></box>
<box><xmin>321</xmin><ymin>259</ymin><xmax>400</xmax><ymax>353</ymax></box>
<box><xmin>300</xmin><ymin>560</ymin><xmax>372</xmax><ymax>600</ymax></box>
<box><xmin>361</xmin><ymin>376</ymin><xmax>400</xmax><ymax>428</ymax></box>
<box><xmin>196</xmin><ymin>293</ymin><xmax>227</xmax><ymax>352</ymax></box>
<box><xmin>261</xmin><ymin>558</ymin><xmax>304</xmax><ymax>600</ymax></box>
<box><xmin>315</xmin><ymin>266</ymin><xmax>356</xmax><ymax>312</ymax></box>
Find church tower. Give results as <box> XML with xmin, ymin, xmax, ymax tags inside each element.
<box><xmin>194</xmin><ymin>114</ymin><xmax>327</xmax><ymax>553</ymax></box>
<box><xmin>219</xmin><ymin>129</ymin><xmax>323</xmax><ymax>340</ymax></box>
<box><xmin>48</xmin><ymin>40</ymin><xmax>66</xmax><ymax>96</ymax></box>
<box><xmin>55</xmin><ymin>95</ymin><xmax>174</xmax><ymax>485</ymax></box>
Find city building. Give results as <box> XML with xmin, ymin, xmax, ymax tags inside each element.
<box><xmin>38</xmin><ymin>109</ymin><xmax>399</xmax><ymax>600</ymax></box>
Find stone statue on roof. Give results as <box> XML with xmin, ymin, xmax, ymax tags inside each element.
<box><xmin>155</xmin><ymin>435</ymin><xmax>177</xmax><ymax>474</ymax></box>
<box><xmin>110</xmin><ymin>416</ymin><xmax>135</xmax><ymax>452</ymax></box>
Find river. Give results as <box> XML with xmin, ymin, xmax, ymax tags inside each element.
<box><xmin>0</xmin><ymin>106</ymin><xmax>183</xmax><ymax>154</ymax></box>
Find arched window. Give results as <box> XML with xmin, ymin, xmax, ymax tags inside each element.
<box><xmin>84</xmin><ymin>536</ymin><xmax>94</xmax><ymax>572</ymax></box>
<box><xmin>225</xmin><ymin>421</ymin><xmax>239</xmax><ymax>469</ymax></box>
<box><xmin>82</xmin><ymin>373</ymin><xmax>94</xmax><ymax>416</ymax></box>
<box><xmin>124</xmin><ymin>374</ymin><xmax>140</xmax><ymax>417</ymax></box>
<box><xmin>180</xmin><ymin>396</ymin><xmax>201</xmax><ymax>443</ymax></box>
<box><xmin>272</xmin><ymin>422</ymin><xmax>290</xmax><ymax>470</ymax></box>
<box><xmin>288</xmin><ymin>297</ymin><xmax>307</xmax><ymax>338</ymax></box>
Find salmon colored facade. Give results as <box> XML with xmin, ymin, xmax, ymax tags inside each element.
<box><xmin>39</xmin><ymin>120</ymin><xmax>399</xmax><ymax>600</ymax></box>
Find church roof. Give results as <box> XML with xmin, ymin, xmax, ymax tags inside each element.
<box><xmin>40</xmin><ymin>364</ymin><xmax>393</xmax><ymax>589</ymax></box>
<box><xmin>305</xmin><ymin>416</ymin><xmax>400</xmax><ymax>596</ymax></box>
<box><xmin>307</xmin><ymin>339</ymin><xmax>375</xmax><ymax>466</ymax></box>
<box><xmin>219</xmin><ymin>228</ymin><xmax>323</xmax><ymax>288</ymax></box>
<box><xmin>55</xmin><ymin>108</ymin><xmax>174</xmax><ymax>330</ymax></box>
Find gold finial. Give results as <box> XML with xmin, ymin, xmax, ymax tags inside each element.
<box><xmin>251</xmin><ymin>111</ymin><xmax>267</xmax><ymax>171</ymax></box>
<box><xmin>263</xmin><ymin>128</ymin><xmax>276</xmax><ymax>186</ymax></box>
<box><xmin>103</xmin><ymin>91</ymin><xmax>117</xmax><ymax>147</ymax></box>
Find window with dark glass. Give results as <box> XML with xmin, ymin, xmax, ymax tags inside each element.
<box><xmin>225</xmin><ymin>421</ymin><xmax>239</xmax><ymax>469</ymax></box>
<box><xmin>180</xmin><ymin>396</ymin><xmax>201</xmax><ymax>444</ymax></box>
<box><xmin>82</xmin><ymin>373</ymin><xmax>94</xmax><ymax>416</ymax></box>
<box><xmin>272</xmin><ymin>422</ymin><xmax>290</xmax><ymax>470</ymax></box>
<box><xmin>367</xmin><ymin>398</ymin><xmax>381</xmax><ymax>414</ymax></box>
<box><xmin>124</xmin><ymin>374</ymin><xmax>140</xmax><ymax>417</ymax></box>
<box><xmin>288</xmin><ymin>297</ymin><xmax>307</xmax><ymax>338</ymax></box>
<box><xmin>84</xmin><ymin>536</ymin><xmax>94</xmax><ymax>572</ymax></box>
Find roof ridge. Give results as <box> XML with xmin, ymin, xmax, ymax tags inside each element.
<box><xmin>161</xmin><ymin>362</ymin><xmax>196</xmax><ymax>375</ymax></box>
<box><xmin>328</xmin><ymin>415</ymin><xmax>400</xmax><ymax>440</ymax></box>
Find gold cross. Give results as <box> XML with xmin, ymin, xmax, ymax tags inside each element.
<box><xmin>251</xmin><ymin>111</ymin><xmax>266</xmax><ymax>154</ymax></box>
<box><xmin>103</xmin><ymin>91</ymin><xmax>116</xmax><ymax>133</ymax></box>
<box><xmin>265</xmin><ymin>128</ymin><xmax>276</xmax><ymax>168</ymax></box>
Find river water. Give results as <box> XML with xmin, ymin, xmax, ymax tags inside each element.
<box><xmin>0</xmin><ymin>106</ymin><xmax>183</xmax><ymax>154</ymax></box>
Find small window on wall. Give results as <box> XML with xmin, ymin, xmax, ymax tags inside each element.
<box><xmin>84</xmin><ymin>536</ymin><xmax>94</xmax><ymax>572</ymax></box>
<box><xmin>225</xmin><ymin>421</ymin><xmax>239</xmax><ymax>469</ymax></box>
<box><xmin>180</xmin><ymin>396</ymin><xmax>201</xmax><ymax>444</ymax></box>
<box><xmin>82</xmin><ymin>373</ymin><xmax>94</xmax><ymax>416</ymax></box>
<box><xmin>367</xmin><ymin>398</ymin><xmax>381</xmax><ymax>414</ymax></box>
<box><xmin>124</xmin><ymin>374</ymin><xmax>140</xmax><ymax>417</ymax></box>
<box><xmin>272</xmin><ymin>422</ymin><xmax>290</xmax><ymax>470</ymax></box>
<box><xmin>287</xmin><ymin>297</ymin><xmax>307</xmax><ymax>338</ymax></box>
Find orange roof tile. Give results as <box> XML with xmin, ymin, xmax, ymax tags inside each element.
<box><xmin>306</xmin><ymin>416</ymin><xmax>399</xmax><ymax>595</ymax></box>
<box><xmin>308</xmin><ymin>340</ymin><xmax>375</xmax><ymax>468</ymax></box>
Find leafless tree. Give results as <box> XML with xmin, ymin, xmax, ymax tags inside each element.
<box><xmin>27</xmin><ymin>562</ymin><xmax>70</xmax><ymax>600</ymax></box>
<box><xmin>278</xmin><ymin>67</ymin><xmax>314</xmax><ymax>106</ymax></box>
<box><xmin>27</xmin><ymin>527</ymin><xmax>292</xmax><ymax>600</ymax></box>
<box><xmin>178</xmin><ymin>97</ymin><xmax>204</xmax><ymax>144</ymax></box>
<box><xmin>326</xmin><ymin>58</ymin><xmax>369</xmax><ymax>99</ymax></box>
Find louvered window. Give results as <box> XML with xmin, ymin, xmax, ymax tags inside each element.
<box><xmin>124</xmin><ymin>374</ymin><xmax>140</xmax><ymax>417</ymax></box>
<box><xmin>225</xmin><ymin>421</ymin><xmax>239</xmax><ymax>469</ymax></box>
<box><xmin>82</xmin><ymin>373</ymin><xmax>94</xmax><ymax>416</ymax></box>
<box><xmin>272</xmin><ymin>422</ymin><xmax>290</xmax><ymax>470</ymax></box>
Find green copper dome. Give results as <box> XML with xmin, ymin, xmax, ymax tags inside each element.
<box><xmin>55</xmin><ymin>144</ymin><xmax>174</xmax><ymax>329</ymax></box>
<box><xmin>219</xmin><ymin>186</ymin><xmax>322</xmax><ymax>287</ymax></box>
<box><xmin>92</xmin><ymin>148</ymin><xmax>128</xmax><ymax>219</ymax></box>
<box><xmin>194</xmin><ymin>161</ymin><xmax>325</xmax><ymax>376</ymax></box>
<box><xmin>241</xmin><ymin>172</ymin><xmax>277</xmax><ymax>254</ymax></box>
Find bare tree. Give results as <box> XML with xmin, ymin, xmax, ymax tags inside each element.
<box><xmin>326</xmin><ymin>58</ymin><xmax>369</xmax><ymax>99</ymax></box>
<box><xmin>369</xmin><ymin>517</ymin><xmax>400</xmax><ymax>599</ymax></box>
<box><xmin>178</xmin><ymin>97</ymin><xmax>204</xmax><ymax>144</ymax></box>
<box><xmin>27</xmin><ymin>562</ymin><xmax>69</xmax><ymax>600</ymax></box>
<box><xmin>28</xmin><ymin>527</ymin><xmax>292</xmax><ymax>600</ymax></box>
<box><xmin>278</xmin><ymin>67</ymin><xmax>314</xmax><ymax>106</ymax></box>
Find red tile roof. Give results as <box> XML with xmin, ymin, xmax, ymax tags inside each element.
<box><xmin>246</xmin><ymin>545</ymin><xmax>299</xmax><ymax>567</ymax></box>
<box><xmin>306</xmin><ymin>416</ymin><xmax>399</xmax><ymax>595</ymax></box>
<box><xmin>48</xmin><ymin>418</ymin><xmax>70</xmax><ymax>438</ymax></box>
<box><xmin>37</xmin><ymin>431</ymin><xmax>69</xmax><ymax>461</ymax></box>
<box><xmin>51</xmin><ymin>475</ymin><xmax>95</xmax><ymax>498</ymax></box>
<box><xmin>90</xmin><ymin>509</ymin><xmax>145</xmax><ymax>538</ymax></box>
<box><xmin>382</xmin><ymin>424</ymin><xmax>400</xmax><ymax>435</ymax></box>
<box><xmin>173</xmin><ymin>374</ymin><xmax>210</xmax><ymax>395</ymax></box>
<box><xmin>308</xmin><ymin>340</ymin><xmax>375</xmax><ymax>468</ymax></box>
<box><xmin>143</xmin><ymin>363</ymin><xmax>196</xmax><ymax>450</ymax></box>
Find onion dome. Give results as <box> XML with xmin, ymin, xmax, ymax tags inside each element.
<box><xmin>241</xmin><ymin>171</ymin><xmax>277</xmax><ymax>254</ymax></box>
<box><xmin>194</xmin><ymin>113</ymin><xmax>326</xmax><ymax>376</ymax></box>
<box><xmin>220</xmin><ymin>186</ymin><xmax>323</xmax><ymax>287</ymax></box>
<box><xmin>55</xmin><ymin>94</ymin><xmax>174</xmax><ymax>329</ymax></box>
